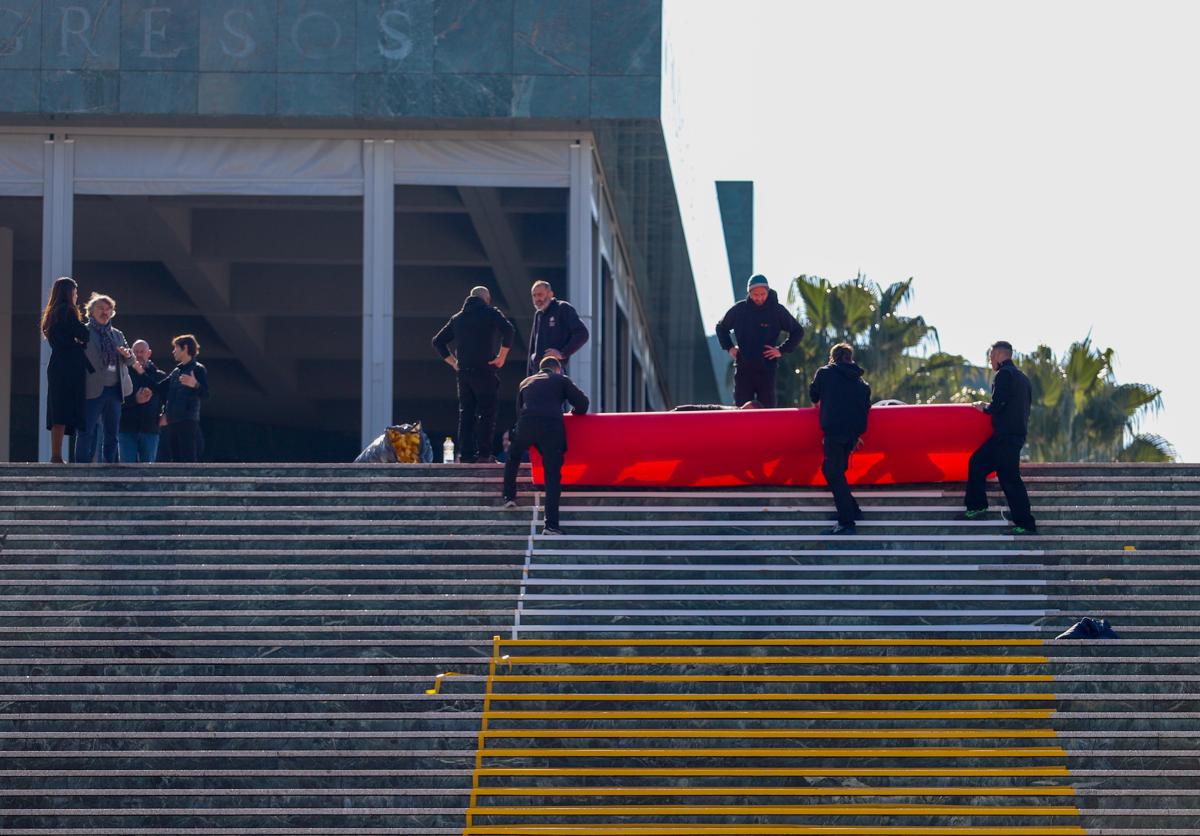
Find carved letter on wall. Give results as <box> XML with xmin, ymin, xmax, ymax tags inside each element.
<box><xmin>142</xmin><ymin>7</ymin><xmax>183</xmax><ymax>59</ymax></box>
<box><xmin>221</xmin><ymin>9</ymin><xmax>255</xmax><ymax>59</ymax></box>
<box><xmin>378</xmin><ymin>9</ymin><xmax>413</xmax><ymax>62</ymax></box>
<box><xmin>60</xmin><ymin>5</ymin><xmax>99</xmax><ymax>58</ymax></box>
<box><xmin>291</xmin><ymin>10</ymin><xmax>341</xmax><ymax>59</ymax></box>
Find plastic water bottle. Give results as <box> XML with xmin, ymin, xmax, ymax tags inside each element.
<box><xmin>442</xmin><ymin>437</ymin><xmax>455</xmax><ymax>463</ymax></box>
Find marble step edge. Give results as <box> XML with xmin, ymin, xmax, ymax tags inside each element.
<box><xmin>0</xmin><ymin>787</ymin><xmax>1193</xmax><ymax>796</ymax></box>
<box><xmin>5</xmin><ymin>640</ymin><xmax>1200</xmax><ymax>650</ymax></box>
<box><xmin>0</xmin><ymin>766</ymin><xmax>1191</xmax><ymax>777</ymax></box>
<box><xmin>8</xmin><ymin>490</ymin><xmax>1200</xmax><ymax>499</ymax></box>
<box><xmin>3</xmin><ymin>578</ymin><xmax>1198</xmax><ymax>588</ymax></box>
<box><xmin>3</xmin><ymin>587</ymin><xmax>1200</xmax><ymax>599</ymax></box>
<box><xmin>3</xmin><ymin>711</ymin><xmax>1196</xmax><ymax>722</ymax></box>
<box><xmin>2</xmin><ymin>552</ymin><xmax>1195</xmax><ymax>562</ymax></box>
<box><xmin>14</xmin><ymin>504</ymin><xmax>1200</xmax><ymax>513</ymax></box>
<box><xmin>0</xmin><ymin>829</ymin><xmax>465</xmax><ymax>835</ymax></box>
<box><xmin>2</xmin><ymin>691</ymin><xmax>1199</xmax><ymax>701</ymax></box>
<box><xmin>4</xmin><ymin>752</ymin><xmax>1200</xmax><ymax>768</ymax></box>
<box><xmin>6</xmin><ymin>532</ymin><xmax>1197</xmax><ymax>542</ymax></box>
<box><xmin>1</xmin><ymin>604</ymin><xmax>1196</xmax><ymax>614</ymax></box>
<box><xmin>0</xmin><ymin>625</ymin><xmax>1193</xmax><ymax>636</ymax></box>
<box><xmin>5</xmin><ymin>729</ymin><xmax>1200</xmax><ymax>740</ymax></box>
<box><xmin>4</xmin><ymin>518</ymin><xmax>1200</xmax><ymax>527</ymax></box>
<box><xmin>3</xmin><ymin>667</ymin><xmax>1198</xmax><ymax>677</ymax></box>
<box><xmin>0</xmin><ymin>804</ymin><xmax>1193</xmax><ymax>818</ymax></box>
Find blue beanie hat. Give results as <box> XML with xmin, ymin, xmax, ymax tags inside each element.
<box><xmin>746</xmin><ymin>274</ymin><xmax>769</xmax><ymax>292</ymax></box>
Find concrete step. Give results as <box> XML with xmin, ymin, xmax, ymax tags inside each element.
<box><xmin>0</xmin><ymin>462</ymin><xmax>1196</xmax><ymax>834</ymax></box>
<box><xmin>13</xmin><ymin>505</ymin><xmax>1200</xmax><ymax>522</ymax></box>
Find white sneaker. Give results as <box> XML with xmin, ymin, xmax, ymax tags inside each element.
<box><xmin>503</xmin><ymin>499</ymin><xmax>518</xmax><ymax>509</ymax></box>
<box><xmin>541</xmin><ymin>526</ymin><xmax>564</xmax><ymax>536</ymax></box>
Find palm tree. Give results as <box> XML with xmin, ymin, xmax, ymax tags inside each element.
<box><xmin>777</xmin><ymin>274</ymin><xmax>1173</xmax><ymax>462</ymax></box>
<box><xmin>1021</xmin><ymin>338</ymin><xmax>1172</xmax><ymax>462</ymax></box>
<box><xmin>779</xmin><ymin>273</ymin><xmax>969</xmax><ymax>406</ymax></box>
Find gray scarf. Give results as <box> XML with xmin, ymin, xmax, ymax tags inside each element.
<box><xmin>90</xmin><ymin>320</ymin><xmax>119</xmax><ymax>368</ymax></box>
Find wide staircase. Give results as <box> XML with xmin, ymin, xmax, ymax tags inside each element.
<box><xmin>0</xmin><ymin>461</ymin><xmax>1197</xmax><ymax>835</ymax></box>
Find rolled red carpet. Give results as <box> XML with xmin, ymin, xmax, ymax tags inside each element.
<box><xmin>530</xmin><ymin>403</ymin><xmax>992</xmax><ymax>487</ymax></box>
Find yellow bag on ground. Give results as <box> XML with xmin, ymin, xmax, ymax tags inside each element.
<box><xmin>354</xmin><ymin>423</ymin><xmax>431</xmax><ymax>463</ymax></box>
<box><xmin>385</xmin><ymin>424</ymin><xmax>423</xmax><ymax>464</ymax></box>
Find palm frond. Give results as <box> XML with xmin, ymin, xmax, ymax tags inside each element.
<box><xmin>1118</xmin><ymin>433</ymin><xmax>1176</xmax><ymax>463</ymax></box>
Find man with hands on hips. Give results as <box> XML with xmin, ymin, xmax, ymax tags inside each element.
<box><xmin>716</xmin><ymin>274</ymin><xmax>804</xmax><ymax>408</ymax></box>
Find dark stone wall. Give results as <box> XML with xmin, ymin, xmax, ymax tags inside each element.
<box><xmin>0</xmin><ymin>0</ymin><xmax>661</xmax><ymax>122</ymax></box>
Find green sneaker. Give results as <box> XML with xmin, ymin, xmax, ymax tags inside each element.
<box><xmin>956</xmin><ymin>509</ymin><xmax>988</xmax><ymax>521</ymax></box>
<box><xmin>1011</xmin><ymin>525</ymin><xmax>1040</xmax><ymax>536</ymax></box>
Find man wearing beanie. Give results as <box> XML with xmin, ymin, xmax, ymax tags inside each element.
<box><xmin>502</xmin><ymin>355</ymin><xmax>590</xmax><ymax>536</ymax></box>
<box><xmin>715</xmin><ymin>274</ymin><xmax>805</xmax><ymax>407</ymax></box>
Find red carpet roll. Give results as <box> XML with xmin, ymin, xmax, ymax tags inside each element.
<box><xmin>530</xmin><ymin>404</ymin><xmax>992</xmax><ymax>487</ymax></box>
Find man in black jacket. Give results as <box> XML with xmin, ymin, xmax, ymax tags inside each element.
<box><xmin>961</xmin><ymin>340</ymin><xmax>1038</xmax><ymax>534</ymax></box>
<box><xmin>157</xmin><ymin>334</ymin><xmax>209</xmax><ymax>464</ymax></box>
<box><xmin>810</xmin><ymin>343</ymin><xmax>872</xmax><ymax>535</ymax></box>
<box><xmin>502</xmin><ymin>356</ymin><xmax>590</xmax><ymax>535</ymax></box>
<box><xmin>527</xmin><ymin>280</ymin><xmax>589</xmax><ymax>376</ymax></box>
<box><xmin>716</xmin><ymin>274</ymin><xmax>804</xmax><ymax>408</ymax></box>
<box><xmin>432</xmin><ymin>286</ymin><xmax>516</xmax><ymax>463</ymax></box>
<box><xmin>118</xmin><ymin>340</ymin><xmax>167</xmax><ymax>463</ymax></box>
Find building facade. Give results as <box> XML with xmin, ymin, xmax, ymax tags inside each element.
<box><xmin>0</xmin><ymin>0</ymin><xmax>728</xmax><ymax>461</ymax></box>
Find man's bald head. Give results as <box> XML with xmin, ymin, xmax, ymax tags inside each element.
<box><xmin>131</xmin><ymin>340</ymin><xmax>151</xmax><ymax>364</ymax></box>
<box><xmin>470</xmin><ymin>286</ymin><xmax>491</xmax><ymax>304</ymax></box>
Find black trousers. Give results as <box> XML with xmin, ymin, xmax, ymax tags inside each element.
<box><xmin>503</xmin><ymin>416</ymin><xmax>566</xmax><ymax>528</ymax></box>
<box><xmin>733</xmin><ymin>363</ymin><xmax>776</xmax><ymax>408</ymax></box>
<box><xmin>964</xmin><ymin>434</ymin><xmax>1036</xmax><ymax>529</ymax></box>
<box><xmin>822</xmin><ymin>435</ymin><xmax>862</xmax><ymax>526</ymax></box>
<box><xmin>162</xmin><ymin>420</ymin><xmax>203</xmax><ymax>463</ymax></box>
<box><xmin>456</xmin><ymin>368</ymin><xmax>500</xmax><ymax>460</ymax></box>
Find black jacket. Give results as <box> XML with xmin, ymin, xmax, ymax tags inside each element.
<box><xmin>46</xmin><ymin>315</ymin><xmax>92</xmax><ymax>375</ymax></box>
<box><xmin>809</xmin><ymin>361</ymin><xmax>872</xmax><ymax>437</ymax></box>
<box><xmin>716</xmin><ymin>289</ymin><xmax>804</xmax><ymax>369</ymax></box>
<box><xmin>120</xmin><ymin>360</ymin><xmax>167</xmax><ymax>434</ymax></box>
<box><xmin>44</xmin><ymin>314</ymin><xmax>92</xmax><ymax>431</ymax></box>
<box><xmin>985</xmin><ymin>359</ymin><xmax>1032</xmax><ymax>437</ymax></box>
<box><xmin>431</xmin><ymin>296</ymin><xmax>516</xmax><ymax>370</ymax></box>
<box><xmin>517</xmin><ymin>371</ymin><xmax>590</xmax><ymax>420</ymax></box>
<box><xmin>528</xmin><ymin>298</ymin><xmax>589</xmax><ymax>374</ymax></box>
<box><xmin>158</xmin><ymin>360</ymin><xmax>209</xmax><ymax>425</ymax></box>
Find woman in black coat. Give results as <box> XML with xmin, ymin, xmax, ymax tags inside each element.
<box><xmin>41</xmin><ymin>276</ymin><xmax>91</xmax><ymax>463</ymax></box>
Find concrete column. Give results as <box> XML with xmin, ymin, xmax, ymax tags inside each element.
<box><xmin>567</xmin><ymin>140</ymin><xmax>596</xmax><ymax>398</ymax></box>
<box><xmin>38</xmin><ymin>138</ymin><xmax>74</xmax><ymax>462</ymax></box>
<box><xmin>0</xmin><ymin>227</ymin><xmax>12</xmax><ymax>461</ymax></box>
<box><xmin>360</xmin><ymin>139</ymin><xmax>396</xmax><ymax>447</ymax></box>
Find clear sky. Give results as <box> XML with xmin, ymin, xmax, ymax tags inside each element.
<box><xmin>665</xmin><ymin>0</ymin><xmax>1200</xmax><ymax>461</ymax></box>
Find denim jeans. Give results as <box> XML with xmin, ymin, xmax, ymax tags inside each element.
<box><xmin>75</xmin><ymin>385</ymin><xmax>122</xmax><ymax>463</ymax></box>
<box><xmin>118</xmin><ymin>431</ymin><xmax>160</xmax><ymax>464</ymax></box>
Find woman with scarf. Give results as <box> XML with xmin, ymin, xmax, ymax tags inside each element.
<box><xmin>41</xmin><ymin>277</ymin><xmax>90</xmax><ymax>463</ymax></box>
<box><xmin>76</xmin><ymin>293</ymin><xmax>139</xmax><ymax>463</ymax></box>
